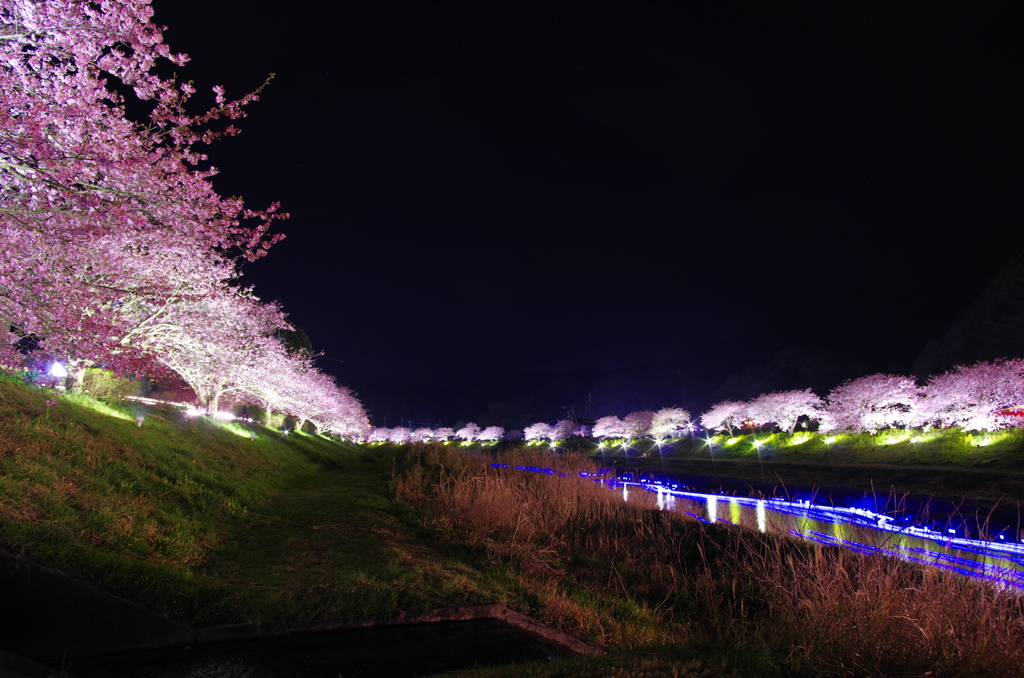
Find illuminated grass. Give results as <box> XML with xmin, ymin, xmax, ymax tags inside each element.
<box><xmin>218</xmin><ymin>420</ymin><xmax>257</xmax><ymax>438</ymax></box>
<box><xmin>60</xmin><ymin>392</ymin><xmax>135</xmax><ymax>421</ymax></box>
<box><xmin>878</xmin><ymin>430</ymin><xmax>911</xmax><ymax>445</ymax></box>
<box><xmin>787</xmin><ymin>432</ymin><xmax>813</xmax><ymax>445</ymax></box>
<box><xmin>0</xmin><ymin>374</ymin><xmax>492</xmax><ymax>627</ymax></box>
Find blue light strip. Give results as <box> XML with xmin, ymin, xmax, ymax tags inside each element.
<box><xmin>497</xmin><ymin>465</ymin><xmax>1024</xmax><ymax>590</ymax></box>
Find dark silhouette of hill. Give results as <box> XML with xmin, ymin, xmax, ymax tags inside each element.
<box><xmin>915</xmin><ymin>251</ymin><xmax>1024</xmax><ymax>377</ymax></box>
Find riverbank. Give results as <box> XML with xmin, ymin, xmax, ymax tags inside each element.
<box><xmin>573</xmin><ymin>430</ymin><xmax>1024</xmax><ymax>509</ymax></box>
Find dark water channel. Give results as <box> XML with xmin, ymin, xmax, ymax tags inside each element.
<box><xmin>63</xmin><ymin>619</ymin><xmax>569</xmax><ymax>678</ymax></box>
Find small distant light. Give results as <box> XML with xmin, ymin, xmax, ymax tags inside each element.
<box><xmin>948</xmin><ymin>529</ymin><xmax>956</xmax><ymax>534</ymax></box>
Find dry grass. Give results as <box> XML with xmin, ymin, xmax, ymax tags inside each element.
<box><xmin>396</xmin><ymin>444</ymin><xmax>1024</xmax><ymax>677</ymax></box>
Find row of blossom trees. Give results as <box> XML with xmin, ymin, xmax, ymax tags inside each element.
<box><xmin>366</xmin><ymin>423</ymin><xmax>509</xmax><ymax>444</ymax></box>
<box><xmin>416</xmin><ymin>360</ymin><xmax>1024</xmax><ymax>445</ymax></box>
<box><xmin>700</xmin><ymin>359</ymin><xmax>1024</xmax><ymax>434</ymax></box>
<box><xmin>0</xmin><ymin>0</ymin><xmax>367</xmax><ymax>437</ymax></box>
<box><xmin>520</xmin><ymin>407</ymin><xmax>693</xmax><ymax>442</ymax></box>
<box><xmin>365</xmin><ymin>359</ymin><xmax>1024</xmax><ymax>445</ymax></box>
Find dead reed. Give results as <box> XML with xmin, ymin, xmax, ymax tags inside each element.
<box><xmin>396</xmin><ymin>443</ymin><xmax>1024</xmax><ymax>677</ymax></box>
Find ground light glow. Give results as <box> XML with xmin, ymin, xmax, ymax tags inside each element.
<box><xmin>65</xmin><ymin>394</ymin><xmax>134</xmax><ymax>421</ymax></box>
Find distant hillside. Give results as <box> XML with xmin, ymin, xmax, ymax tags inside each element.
<box><xmin>916</xmin><ymin>250</ymin><xmax>1024</xmax><ymax>376</ymax></box>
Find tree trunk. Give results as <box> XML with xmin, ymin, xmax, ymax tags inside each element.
<box><xmin>205</xmin><ymin>390</ymin><xmax>221</xmax><ymax>417</ymax></box>
<box><xmin>65</xmin><ymin>359</ymin><xmax>92</xmax><ymax>393</ymax></box>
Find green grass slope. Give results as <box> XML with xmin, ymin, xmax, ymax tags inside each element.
<box><xmin>0</xmin><ymin>374</ymin><xmax>493</xmax><ymax>627</ymax></box>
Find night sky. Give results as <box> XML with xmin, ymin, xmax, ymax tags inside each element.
<box><xmin>149</xmin><ymin>1</ymin><xmax>1023</xmax><ymax>428</ymax></box>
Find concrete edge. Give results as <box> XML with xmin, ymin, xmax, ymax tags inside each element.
<box><xmin>494</xmin><ymin>606</ymin><xmax>605</xmax><ymax>657</ymax></box>
<box><xmin>2</xmin><ymin>547</ymin><xmax>603</xmax><ymax>661</ymax></box>
<box><xmin>195</xmin><ymin>603</ymin><xmax>604</xmax><ymax>656</ymax></box>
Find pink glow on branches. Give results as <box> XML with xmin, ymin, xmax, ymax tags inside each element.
<box><xmin>819</xmin><ymin>374</ymin><xmax>922</xmax><ymax>433</ymax></box>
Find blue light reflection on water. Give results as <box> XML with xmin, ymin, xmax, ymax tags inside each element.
<box><xmin>493</xmin><ymin>464</ymin><xmax>1024</xmax><ymax>591</ymax></box>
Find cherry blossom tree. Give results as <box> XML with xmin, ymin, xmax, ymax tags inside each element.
<box><xmin>433</xmin><ymin>427</ymin><xmax>455</xmax><ymax>441</ymax></box>
<box><xmin>746</xmin><ymin>389</ymin><xmax>822</xmax><ymax>433</ymax></box>
<box><xmin>312</xmin><ymin>385</ymin><xmax>368</xmax><ymax>440</ymax></box>
<box><xmin>133</xmin><ymin>286</ymin><xmax>289</xmax><ymax>415</ymax></box>
<box><xmin>549</xmin><ymin>419</ymin><xmax>575</xmax><ymax>441</ymax></box>
<box><xmin>259</xmin><ymin>359</ymin><xmax>365</xmax><ymax>437</ymax></box>
<box><xmin>819</xmin><ymin>374</ymin><xmax>922</xmax><ymax>433</ymax></box>
<box><xmin>456</xmin><ymin>422</ymin><xmax>481</xmax><ymax>441</ymax></box>
<box><xmin>592</xmin><ymin>415</ymin><xmax>625</xmax><ymax>440</ymax></box>
<box><xmin>921</xmin><ymin>359</ymin><xmax>1024</xmax><ymax>431</ymax></box>
<box><xmin>0</xmin><ymin>0</ymin><xmax>376</xmax><ymax>443</ymax></box>
<box><xmin>368</xmin><ymin>427</ymin><xmax>390</xmax><ymax>443</ymax></box>
<box><xmin>1</xmin><ymin>0</ymin><xmax>285</xmax><ymax>370</ymax></box>
<box><xmin>650</xmin><ymin>408</ymin><xmax>691</xmax><ymax>439</ymax></box>
<box><xmin>699</xmin><ymin>400</ymin><xmax>749</xmax><ymax>435</ymax></box>
<box><xmin>622</xmin><ymin>410</ymin><xmax>655</xmax><ymax>439</ymax></box>
<box><xmin>524</xmin><ymin>422</ymin><xmax>551</xmax><ymax>441</ymax></box>
<box><xmin>478</xmin><ymin>425</ymin><xmax>505</xmax><ymax>441</ymax></box>
<box><xmin>389</xmin><ymin>427</ymin><xmax>412</xmax><ymax>444</ymax></box>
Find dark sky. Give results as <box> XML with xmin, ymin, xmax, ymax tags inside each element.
<box><xmin>150</xmin><ymin>1</ymin><xmax>1023</xmax><ymax>426</ymax></box>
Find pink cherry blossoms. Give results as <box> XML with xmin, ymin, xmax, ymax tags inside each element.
<box><xmin>696</xmin><ymin>361</ymin><xmax>1024</xmax><ymax>435</ymax></box>
<box><xmin>0</xmin><ymin>0</ymin><xmax>366</xmax><ymax>437</ymax></box>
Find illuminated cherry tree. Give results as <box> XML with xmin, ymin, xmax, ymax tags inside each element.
<box><xmin>368</xmin><ymin>428</ymin><xmax>390</xmax><ymax>443</ymax></box>
<box><xmin>0</xmin><ymin>0</ymin><xmax>285</xmax><ymax>368</ymax></box>
<box><xmin>456</xmin><ymin>422</ymin><xmax>481</xmax><ymax>441</ymax></box>
<box><xmin>478</xmin><ymin>426</ymin><xmax>505</xmax><ymax>441</ymax></box>
<box><xmin>920</xmin><ymin>359</ymin><xmax>1024</xmax><ymax>431</ymax></box>
<box><xmin>524</xmin><ymin>422</ymin><xmax>551</xmax><ymax>441</ymax></box>
<box><xmin>819</xmin><ymin>374</ymin><xmax>922</xmax><ymax>433</ymax></box>
<box><xmin>699</xmin><ymin>400</ymin><xmax>749</xmax><ymax>434</ymax></box>
<box><xmin>132</xmin><ymin>287</ymin><xmax>286</xmax><ymax>415</ymax></box>
<box><xmin>549</xmin><ymin>419</ymin><xmax>575</xmax><ymax>441</ymax></box>
<box><xmin>433</xmin><ymin>427</ymin><xmax>455</xmax><ymax>441</ymax></box>
<box><xmin>388</xmin><ymin>427</ymin><xmax>412</xmax><ymax>444</ymax></box>
<box><xmin>622</xmin><ymin>410</ymin><xmax>655</xmax><ymax>439</ymax></box>
<box><xmin>592</xmin><ymin>415</ymin><xmax>625</xmax><ymax>439</ymax></box>
<box><xmin>650</xmin><ymin>408</ymin><xmax>691</xmax><ymax>439</ymax></box>
<box><xmin>746</xmin><ymin>389</ymin><xmax>822</xmax><ymax>433</ymax></box>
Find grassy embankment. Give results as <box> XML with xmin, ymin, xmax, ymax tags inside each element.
<box><xmin>0</xmin><ymin>372</ymin><xmax>496</xmax><ymax>627</ymax></box>
<box><xmin>5</xmin><ymin>368</ymin><xmax>1024</xmax><ymax>677</ymax></box>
